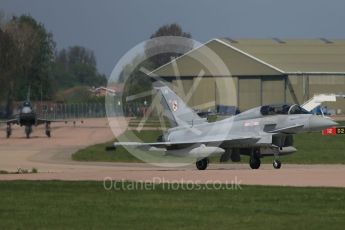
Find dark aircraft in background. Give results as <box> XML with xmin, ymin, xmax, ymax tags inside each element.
<box><xmin>1</xmin><ymin>90</ymin><xmax>64</xmax><ymax>138</ymax></box>
<box><xmin>111</xmin><ymin>82</ymin><xmax>338</xmax><ymax>170</ymax></box>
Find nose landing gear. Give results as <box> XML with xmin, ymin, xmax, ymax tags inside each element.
<box><xmin>25</xmin><ymin>126</ymin><xmax>32</xmax><ymax>138</ymax></box>
<box><xmin>273</xmin><ymin>148</ymin><xmax>282</xmax><ymax>169</ymax></box>
<box><xmin>45</xmin><ymin>122</ymin><xmax>51</xmax><ymax>138</ymax></box>
<box><xmin>273</xmin><ymin>159</ymin><xmax>282</xmax><ymax>169</ymax></box>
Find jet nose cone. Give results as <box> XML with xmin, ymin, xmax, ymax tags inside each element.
<box><xmin>309</xmin><ymin>116</ymin><xmax>338</xmax><ymax>131</ymax></box>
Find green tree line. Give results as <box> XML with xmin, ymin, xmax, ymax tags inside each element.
<box><xmin>0</xmin><ymin>15</ymin><xmax>106</xmax><ymax>117</ymax></box>
<box><xmin>121</xmin><ymin>23</ymin><xmax>193</xmax><ymax>107</ymax></box>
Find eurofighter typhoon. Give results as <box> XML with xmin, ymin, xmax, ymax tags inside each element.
<box><xmin>112</xmin><ymin>82</ymin><xmax>337</xmax><ymax>170</ymax></box>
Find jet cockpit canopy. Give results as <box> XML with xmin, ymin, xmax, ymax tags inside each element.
<box><xmin>234</xmin><ymin>104</ymin><xmax>311</xmax><ymax>121</ymax></box>
<box><xmin>260</xmin><ymin>104</ymin><xmax>310</xmax><ymax>116</ymax></box>
<box><xmin>23</xmin><ymin>101</ymin><xmax>32</xmax><ymax>108</ymax></box>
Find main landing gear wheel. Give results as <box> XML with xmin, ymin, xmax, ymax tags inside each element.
<box><xmin>6</xmin><ymin>125</ymin><xmax>11</xmax><ymax>138</ymax></box>
<box><xmin>196</xmin><ymin>158</ymin><xmax>209</xmax><ymax>170</ymax></box>
<box><xmin>45</xmin><ymin>122</ymin><xmax>51</xmax><ymax>138</ymax></box>
<box><xmin>273</xmin><ymin>159</ymin><xmax>282</xmax><ymax>169</ymax></box>
<box><xmin>249</xmin><ymin>157</ymin><xmax>261</xmax><ymax>169</ymax></box>
<box><xmin>249</xmin><ymin>148</ymin><xmax>261</xmax><ymax>169</ymax></box>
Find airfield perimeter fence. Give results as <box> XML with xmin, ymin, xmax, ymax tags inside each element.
<box><xmin>33</xmin><ymin>102</ymin><xmax>149</xmax><ymax>120</ymax></box>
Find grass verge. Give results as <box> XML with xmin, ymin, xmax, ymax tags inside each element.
<box><xmin>72</xmin><ymin>130</ymin><xmax>162</xmax><ymax>162</ymax></box>
<box><xmin>0</xmin><ymin>181</ymin><xmax>344</xmax><ymax>229</ymax></box>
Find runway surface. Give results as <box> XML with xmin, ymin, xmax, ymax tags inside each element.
<box><xmin>0</xmin><ymin>118</ymin><xmax>345</xmax><ymax>187</ymax></box>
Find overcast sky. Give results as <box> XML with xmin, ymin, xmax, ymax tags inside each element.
<box><xmin>1</xmin><ymin>0</ymin><xmax>345</xmax><ymax>76</ymax></box>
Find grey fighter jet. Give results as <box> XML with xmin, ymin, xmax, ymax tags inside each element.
<box><xmin>2</xmin><ymin>101</ymin><xmax>54</xmax><ymax>138</ymax></box>
<box><xmin>112</xmin><ymin>82</ymin><xmax>337</xmax><ymax>170</ymax></box>
<box><xmin>1</xmin><ymin>99</ymin><xmax>63</xmax><ymax>138</ymax></box>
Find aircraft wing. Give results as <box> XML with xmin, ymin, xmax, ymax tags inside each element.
<box><xmin>113</xmin><ymin>135</ymin><xmax>260</xmax><ymax>149</ymax></box>
<box><xmin>0</xmin><ymin>119</ymin><xmax>18</xmax><ymax>125</ymax></box>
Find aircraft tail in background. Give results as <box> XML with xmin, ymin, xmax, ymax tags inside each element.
<box><xmin>153</xmin><ymin>81</ymin><xmax>206</xmax><ymax>127</ymax></box>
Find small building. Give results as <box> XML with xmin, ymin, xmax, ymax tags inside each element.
<box><xmin>90</xmin><ymin>84</ymin><xmax>124</xmax><ymax>97</ymax></box>
<box><xmin>150</xmin><ymin>38</ymin><xmax>345</xmax><ymax>114</ymax></box>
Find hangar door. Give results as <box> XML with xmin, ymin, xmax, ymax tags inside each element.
<box><xmin>172</xmin><ymin>78</ymin><xmax>216</xmax><ymax>109</ymax></box>
<box><xmin>262</xmin><ymin>76</ymin><xmax>285</xmax><ymax>105</ymax></box>
<box><xmin>238</xmin><ymin>77</ymin><xmax>261</xmax><ymax>111</ymax></box>
<box><xmin>192</xmin><ymin>77</ymin><xmax>216</xmax><ymax>109</ymax></box>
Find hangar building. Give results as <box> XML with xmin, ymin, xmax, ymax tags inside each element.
<box><xmin>151</xmin><ymin>38</ymin><xmax>345</xmax><ymax>114</ymax></box>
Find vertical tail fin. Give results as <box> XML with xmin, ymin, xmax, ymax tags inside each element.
<box><xmin>26</xmin><ymin>85</ymin><xmax>31</xmax><ymax>101</ymax></box>
<box><xmin>153</xmin><ymin>81</ymin><xmax>206</xmax><ymax>127</ymax></box>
